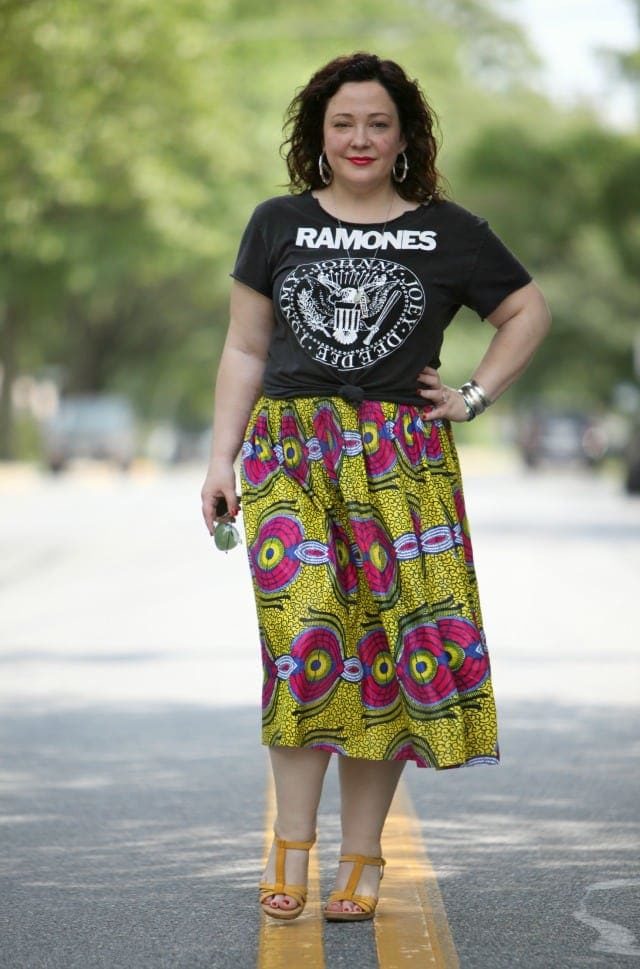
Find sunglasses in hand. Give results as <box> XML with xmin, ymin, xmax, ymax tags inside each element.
<box><xmin>212</xmin><ymin>496</ymin><xmax>242</xmax><ymax>552</ymax></box>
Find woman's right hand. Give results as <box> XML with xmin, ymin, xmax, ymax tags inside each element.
<box><xmin>200</xmin><ymin>462</ymin><xmax>240</xmax><ymax>536</ymax></box>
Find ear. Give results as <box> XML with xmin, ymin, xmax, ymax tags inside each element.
<box><xmin>398</xmin><ymin>133</ymin><xmax>407</xmax><ymax>153</ymax></box>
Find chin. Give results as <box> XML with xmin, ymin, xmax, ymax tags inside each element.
<box><xmin>336</xmin><ymin>166</ymin><xmax>389</xmax><ymax>187</ymax></box>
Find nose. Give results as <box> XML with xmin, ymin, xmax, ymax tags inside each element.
<box><xmin>349</xmin><ymin>124</ymin><xmax>371</xmax><ymax>148</ymax></box>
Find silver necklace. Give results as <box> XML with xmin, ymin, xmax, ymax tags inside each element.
<box><xmin>330</xmin><ymin>189</ymin><xmax>397</xmax><ymax>318</ymax></box>
<box><xmin>332</xmin><ymin>188</ymin><xmax>396</xmax><ymax>265</ymax></box>
<box><xmin>320</xmin><ymin>190</ymin><xmax>404</xmax><ymax>358</ymax></box>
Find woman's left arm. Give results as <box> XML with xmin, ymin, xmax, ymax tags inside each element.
<box><xmin>417</xmin><ymin>281</ymin><xmax>551</xmax><ymax>422</ymax></box>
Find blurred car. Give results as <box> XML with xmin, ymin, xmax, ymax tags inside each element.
<box><xmin>517</xmin><ymin>410</ymin><xmax>609</xmax><ymax>469</ymax></box>
<box><xmin>42</xmin><ymin>394</ymin><xmax>138</xmax><ymax>471</ymax></box>
<box><xmin>611</xmin><ymin>381</ymin><xmax>640</xmax><ymax>494</ymax></box>
<box><xmin>624</xmin><ymin>422</ymin><xmax>640</xmax><ymax>494</ymax></box>
<box><xmin>145</xmin><ymin>423</ymin><xmax>211</xmax><ymax>464</ymax></box>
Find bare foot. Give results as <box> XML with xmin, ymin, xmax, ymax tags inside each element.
<box><xmin>325</xmin><ymin>857</ymin><xmax>383</xmax><ymax>914</ymax></box>
<box><xmin>260</xmin><ymin>839</ymin><xmax>310</xmax><ymax>913</ymax></box>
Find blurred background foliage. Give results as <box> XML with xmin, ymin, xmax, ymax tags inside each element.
<box><xmin>1</xmin><ymin>0</ymin><xmax>639</xmax><ymax>457</ymax></box>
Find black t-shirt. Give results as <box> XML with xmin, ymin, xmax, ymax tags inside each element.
<box><xmin>231</xmin><ymin>191</ymin><xmax>531</xmax><ymax>406</ymax></box>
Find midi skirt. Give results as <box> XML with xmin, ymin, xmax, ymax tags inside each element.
<box><xmin>239</xmin><ymin>395</ymin><xmax>499</xmax><ymax>770</ymax></box>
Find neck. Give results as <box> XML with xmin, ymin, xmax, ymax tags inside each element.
<box><xmin>324</xmin><ymin>179</ymin><xmax>399</xmax><ymax>223</ymax></box>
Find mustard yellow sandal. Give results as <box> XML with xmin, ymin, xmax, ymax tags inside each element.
<box><xmin>323</xmin><ymin>853</ymin><xmax>386</xmax><ymax>922</ymax></box>
<box><xmin>259</xmin><ymin>835</ymin><xmax>316</xmax><ymax>921</ymax></box>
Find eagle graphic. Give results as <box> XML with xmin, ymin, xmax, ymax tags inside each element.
<box><xmin>295</xmin><ymin>270</ymin><xmax>401</xmax><ymax>346</ymax></box>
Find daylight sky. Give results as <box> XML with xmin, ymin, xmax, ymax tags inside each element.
<box><xmin>507</xmin><ymin>0</ymin><xmax>638</xmax><ymax>128</ymax></box>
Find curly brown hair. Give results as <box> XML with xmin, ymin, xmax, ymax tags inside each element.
<box><xmin>281</xmin><ymin>52</ymin><xmax>445</xmax><ymax>203</ymax></box>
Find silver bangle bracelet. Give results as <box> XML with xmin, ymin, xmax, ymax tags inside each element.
<box><xmin>458</xmin><ymin>380</ymin><xmax>493</xmax><ymax>419</ymax></box>
<box><xmin>457</xmin><ymin>387</ymin><xmax>477</xmax><ymax>421</ymax></box>
<box><xmin>468</xmin><ymin>379</ymin><xmax>492</xmax><ymax>409</ymax></box>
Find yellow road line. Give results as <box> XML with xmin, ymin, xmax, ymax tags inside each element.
<box><xmin>375</xmin><ymin>778</ymin><xmax>459</xmax><ymax>968</ymax></box>
<box><xmin>257</xmin><ymin>770</ymin><xmax>458</xmax><ymax>969</ymax></box>
<box><xmin>258</xmin><ymin>773</ymin><xmax>325</xmax><ymax>969</ymax></box>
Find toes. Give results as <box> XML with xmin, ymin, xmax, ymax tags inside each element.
<box><xmin>326</xmin><ymin>899</ymin><xmax>363</xmax><ymax>913</ymax></box>
<box><xmin>343</xmin><ymin>901</ymin><xmax>362</xmax><ymax>913</ymax></box>
<box><xmin>268</xmin><ymin>894</ymin><xmax>296</xmax><ymax>909</ymax></box>
<box><xmin>263</xmin><ymin>893</ymin><xmax>286</xmax><ymax>909</ymax></box>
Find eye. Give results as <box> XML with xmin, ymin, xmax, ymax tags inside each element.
<box><xmin>333</xmin><ymin>121</ymin><xmax>350</xmax><ymax>128</ymax></box>
<box><xmin>372</xmin><ymin>122</ymin><xmax>389</xmax><ymax>129</ymax></box>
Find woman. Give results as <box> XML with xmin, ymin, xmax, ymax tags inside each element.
<box><xmin>201</xmin><ymin>52</ymin><xmax>550</xmax><ymax>922</ymax></box>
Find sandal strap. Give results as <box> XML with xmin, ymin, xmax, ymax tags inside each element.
<box><xmin>271</xmin><ymin>835</ymin><xmax>315</xmax><ymax>893</ymax></box>
<box><xmin>339</xmin><ymin>853</ymin><xmax>385</xmax><ymax>867</ymax></box>
<box><xmin>325</xmin><ymin>889</ymin><xmax>377</xmax><ymax>914</ymax></box>
<box><xmin>337</xmin><ymin>853</ymin><xmax>386</xmax><ymax>897</ymax></box>
<box><xmin>260</xmin><ymin>883</ymin><xmax>306</xmax><ymax>907</ymax></box>
<box><xmin>274</xmin><ymin>835</ymin><xmax>316</xmax><ymax>851</ymax></box>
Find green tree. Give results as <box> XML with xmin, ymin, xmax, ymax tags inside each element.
<box><xmin>2</xmin><ymin>0</ymin><xmax>637</xmax><ymax>458</ymax></box>
<box><xmin>0</xmin><ymin>0</ymin><xmax>538</xmax><ymax>456</ymax></box>
<box><xmin>455</xmin><ymin>122</ymin><xmax>640</xmax><ymax>404</ymax></box>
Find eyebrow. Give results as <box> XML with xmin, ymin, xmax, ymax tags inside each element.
<box><xmin>330</xmin><ymin>111</ymin><xmax>393</xmax><ymax>119</ymax></box>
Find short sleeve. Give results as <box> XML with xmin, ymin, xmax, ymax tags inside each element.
<box><xmin>462</xmin><ymin>223</ymin><xmax>532</xmax><ymax>320</ymax></box>
<box><xmin>230</xmin><ymin>207</ymin><xmax>272</xmax><ymax>298</ymax></box>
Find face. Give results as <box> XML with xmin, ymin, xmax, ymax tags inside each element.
<box><xmin>322</xmin><ymin>80</ymin><xmax>406</xmax><ymax>189</ymax></box>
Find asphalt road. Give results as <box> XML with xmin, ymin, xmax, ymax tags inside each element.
<box><xmin>0</xmin><ymin>455</ymin><xmax>639</xmax><ymax>968</ymax></box>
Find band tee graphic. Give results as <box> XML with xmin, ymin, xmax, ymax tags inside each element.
<box><xmin>230</xmin><ymin>193</ymin><xmax>532</xmax><ymax>404</ymax></box>
<box><xmin>279</xmin><ymin>257</ymin><xmax>425</xmax><ymax>371</ymax></box>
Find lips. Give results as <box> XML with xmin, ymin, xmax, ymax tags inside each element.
<box><xmin>348</xmin><ymin>157</ymin><xmax>375</xmax><ymax>166</ymax></box>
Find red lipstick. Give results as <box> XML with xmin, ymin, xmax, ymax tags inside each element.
<box><xmin>348</xmin><ymin>157</ymin><xmax>375</xmax><ymax>166</ymax></box>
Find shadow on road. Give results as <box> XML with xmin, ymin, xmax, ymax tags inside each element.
<box><xmin>0</xmin><ymin>706</ymin><xmax>263</xmax><ymax>969</ymax></box>
<box><xmin>407</xmin><ymin>701</ymin><xmax>640</xmax><ymax>968</ymax></box>
<box><xmin>1</xmin><ymin>701</ymin><xmax>638</xmax><ymax>968</ymax></box>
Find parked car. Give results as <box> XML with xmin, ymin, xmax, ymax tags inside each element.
<box><xmin>517</xmin><ymin>410</ymin><xmax>609</xmax><ymax>469</ymax></box>
<box><xmin>624</xmin><ymin>422</ymin><xmax>640</xmax><ymax>494</ymax></box>
<box><xmin>145</xmin><ymin>423</ymin><xmax>211</xmax><ymax>464</ymax></box>
<box><xmin>42</xmin><ymin>394</ymin><xmax>138</xmax><ymax>471</ymax></box>
<box><xmin>611</xmin><ymin>381</ymin><xmax>640</xmax><ymax>494</ymax></box>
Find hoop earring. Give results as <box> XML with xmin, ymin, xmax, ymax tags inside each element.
<box><xmin>318</xmin><ymin>151</ymin><xmax>333</xmax><ymax>186</ymax></box>
<box><xmin>392</xmin><ymin>151</ymin><xmax>409</xmax><ymax>183</ymax></box>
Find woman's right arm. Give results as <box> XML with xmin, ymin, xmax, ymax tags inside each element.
<box><xmin>200</xmin><ymin>281</ymin><xmax>275</xmax><ymax>534</ymax></box>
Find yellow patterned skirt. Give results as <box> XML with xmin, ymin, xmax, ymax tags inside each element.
<box><xmin>239</xmin><ymin>395</ymin><xmax>499</xmax><ymax>769</ymax></box>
